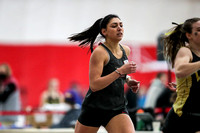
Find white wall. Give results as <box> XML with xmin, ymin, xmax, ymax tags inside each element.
<box><xmin>0</xmin><ymin>0</ymin><xmax>199</xmax><ymax>45</ymax></box>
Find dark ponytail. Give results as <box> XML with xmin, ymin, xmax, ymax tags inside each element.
<box><xmin>68</xmin><ymin>14</ymin><xmax>120</xmax><ymax>53</ymax></box>
<box><xmin>163</xmin><ymin>17</ymin><xmax>200</xmax><ymax>67</ymax></box>
<box><xmin>68</xmin><ymin>18</ymin><xmax>102</xmax><ymax>53</ymax></box>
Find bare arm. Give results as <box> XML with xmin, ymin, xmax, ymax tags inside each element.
<box><xmin>89</xmin><ymin>46</ymin><xmax>136</xmax><ymax>92</ymax></box>
<box><xmin>175</xmin><ymin>47</ymin><xmax>200</xmax><ymax>78</ymax></box>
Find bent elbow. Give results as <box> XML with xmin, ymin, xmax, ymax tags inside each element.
<box><xmin>90</xmin><ymin>87</ymin><xmax>97</xmax><ymax>92</ymax></box>
<box><xmin>89</xmin><ymin>84</ymin><xmax>98</xmax><ymax>92</ymax></box>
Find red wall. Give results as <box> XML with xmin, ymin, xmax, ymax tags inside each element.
<box><xmin>0</xmin><ymin>43</ymin><xmax>91</xmax><ymax>108</ymax></box>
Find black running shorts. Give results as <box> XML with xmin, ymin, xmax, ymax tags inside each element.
<box><xmin>78</xmin><ymin>107</ymin><xmax>128</xmax><ymax>127</ymax></box>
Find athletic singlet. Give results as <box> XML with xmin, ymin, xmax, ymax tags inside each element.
<box><xmin>173</xmin><ymin>50</ymin><xmax>200</xmax><ymax>116</ymax></box>
<box><xmin>46</xmin><ymin>96</ymin><xmax>60</xmax><ymax>104</ymax></box>
<box><xmin>81</xmin><ymin>43</ymin><xmax>128</xmax><ymax>111</ymax></box>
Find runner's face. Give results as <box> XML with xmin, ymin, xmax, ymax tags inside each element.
<box><xmin>103</xmin><ymin>17</ymin><xmax>124</xmax><ymax>42</ymax></box>
<box><xmin>190</xmin><ymin>21</ymin><xmax>200</xmax><ymax>45</ymax></box>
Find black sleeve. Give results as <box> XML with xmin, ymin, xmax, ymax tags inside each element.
<box><xmin>0</xmin><ymin>83</ymin><xmax>16</xmax><ymax>103</ymax></box>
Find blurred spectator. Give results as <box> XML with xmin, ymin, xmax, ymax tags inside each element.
<box><xmin>126</xmin><ymin>85</ymin><xmax>147</xmax><ymax>110</ymax></box>
<box><xmin>50</xmin><ymin>91</ymin><xmax>81</xmax><ymax>128</ymax></box>
<box><xmin>0</xmin><ymin>63</ymin><xmax>21</xmax><ymax>123</ymax></box>
<box><xmin>144</xmin><ymin>72</ymin><xmax>167</xmax><ymax>108</ymax></box>
<box><xmin>137</xmin><ymin>85</ymin><xmax>147</xmax><ymax>108</ymax></box>
<box><xmin>40</xmin><ymin>78</ymin><xmax>64</xmax><ymax>107</ymax></box>
<box><xmin>39</xmin><ymin>78</ymin><xmax>66</xmax><ymax>126</ymax></box>
<box><xmin>154</xmin><ymin>82</ymin><xmax>176</xmax><ymax>124</ymax></box>
<box><xmin>155</xmin><ymin>87</ymin><xmax>174</xmax><ymax>109</ymax></box>
<box><xmin>64</xmin><ymin>81</ymin><xmax>83</xmax><ymax>109</ymax></box>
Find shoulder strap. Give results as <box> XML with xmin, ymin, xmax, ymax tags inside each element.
<box><xmin>100</xmin><ymin>43</ymin><xmax>111</xmax><ymax>53</ymax></box>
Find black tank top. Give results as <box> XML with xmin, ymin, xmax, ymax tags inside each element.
<box><xmin>82</xmin><ymin>43</ymin><xmax>128</xmax><ymax>111</ymax></box>
<box><xmin>173</xmin><ymin>50</ymin><xmax>200</xmax><ymax>116</ymax></box>
<box><xmin>183</xmin><ymin>51</ymin><xmax>200</xmax><ymax>113</ymax></box>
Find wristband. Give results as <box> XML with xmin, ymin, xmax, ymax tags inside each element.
<box><xmin>115</xmin><ymin>69</ymin><xmax>122</xmax><ymax>76</ymax></box>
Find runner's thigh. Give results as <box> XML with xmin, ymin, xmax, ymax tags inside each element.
<box><xmin>75</xmin><ymin>120</ymin><xmax>100</xmax><ymax>133</ymax></box>
<box><xmin>105</xmin><ymin>114</ymin><xmax>135</xmax><ymax>133</ymax></box>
